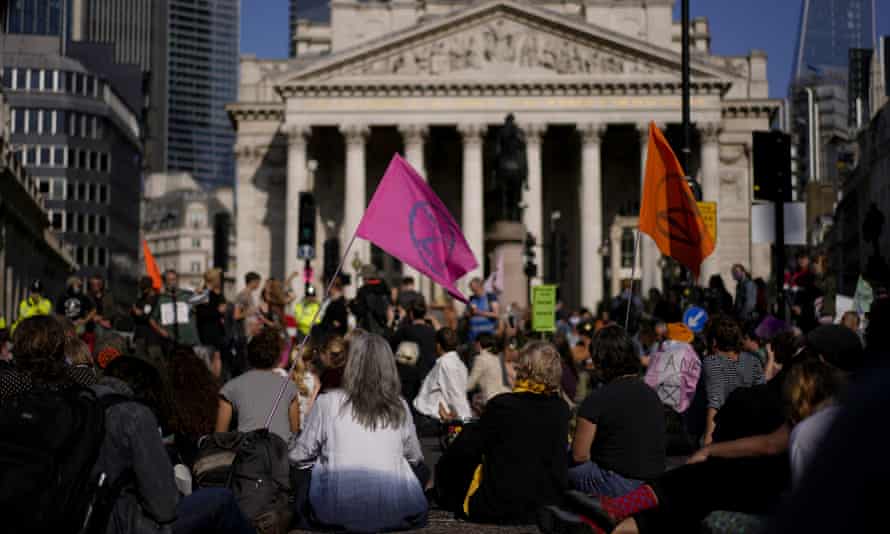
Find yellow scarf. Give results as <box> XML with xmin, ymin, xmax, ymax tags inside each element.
<box><xmin>513</xmin><ymin>379</ymin><xmax>548</xmax><ymax>395</ymax></box>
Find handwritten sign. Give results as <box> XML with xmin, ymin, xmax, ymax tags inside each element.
<box><xmin>531</xmin><ymin>285</ymin><xmax>558</xmax><ymax>333</ymax></box>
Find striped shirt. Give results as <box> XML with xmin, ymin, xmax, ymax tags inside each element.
<box><xmin>702</xmin><ymin>352</ymin><xmax>765</xmax><ymax>410</ymax></box>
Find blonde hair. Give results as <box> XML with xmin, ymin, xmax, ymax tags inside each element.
<box><xmin>204</xmin><ymin>268</ymin><xmax>222</xmax><ymax>289</ymax></box>
<box><xmin>265</xmin><ymin>279</ymin><xmax>288</xmax><ymax>307</ymax></box>
<box><xmin>515</xmin><ymin>341</ymin><xmax>562</xmax><ymax>394</ymax></box>
<box><xmin>784</xmin><ymin>359</ymin><xmax>846</xmax><ymax>424</ymax></box>
<box><xmin>64</xmin><ymin>337</ymin><xmax>93</xmax><ymax>366</ymax></box>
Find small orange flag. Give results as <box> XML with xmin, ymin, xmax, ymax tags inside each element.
<box><xmin>142</xmin><ymin>239</ymin><xmax>162</xmax><ymax>291</ymax></box>
<box><xmin>639</xmin><ymin>122</ymin><xmax>715</xmax><ymax>277</ymax></box>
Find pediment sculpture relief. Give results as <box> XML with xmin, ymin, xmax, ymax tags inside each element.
<box><xmin>349</xmin><ymin>18</ymin><xmax>657</xmax><ymax>78</ymax></box>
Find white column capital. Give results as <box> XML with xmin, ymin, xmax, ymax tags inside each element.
<box><xmin>578</xmin><ymin>122</ymin><xmax>607</xmax><ymax>145</ymax></box>
<box><xmin>340</xmin><ymin>123</ymin><xmax>370</xmax><ymax>146</ymax></box>
<box><xmin>699</xmin><ymin>122</ymin><xmax>723</xmax><ymax>144</ymax></box>
<box><xmin>458</xmin><ymin>123</ymin><xmax>486</xmax><ymax>145</ymax></box>
<box><xmin>519</xmin><ymin>123</ymin><xmax>547</xmax><ymax>143</ymax></box>
<box><xmin>398</xmin><ymin>124</ymin><xmax>429</xmax><ymax>145</ymax></box>
<box><xmin>285</xmin><ymin>124</ymin><xmax>311</xmax><ymax>146</ymax></box>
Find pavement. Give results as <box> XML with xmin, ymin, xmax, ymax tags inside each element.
<box><xmin>289</xmin><ymin>509</ymin><xmax>541</xmax><ymax>534</ymax></box>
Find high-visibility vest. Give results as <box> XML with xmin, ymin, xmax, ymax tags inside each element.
<box><xmin>12</xmin><ymin>296</ymin><xmax>53</xmax><ymax>333</ymax></box>
<box><xmin>294</xmin><ymin>300</ymin><xmax>320</xmax><ymax>336</ymax></box>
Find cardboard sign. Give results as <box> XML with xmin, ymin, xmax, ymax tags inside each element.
<box><xmin>697</xmin><ymin>201</ymin><xmax>717</xmax><ymax>241</ymax></box>
<box><xmin>531</xmin><ymin>285</ymin><xmax>558</xmax><ymax>333</ymax></box>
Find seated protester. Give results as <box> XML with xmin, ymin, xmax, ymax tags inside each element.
<box><xmin>0</xmin><ymin>316</ymin><xmax>97</xmax><ymax>404</ymax></box>
<box><xmin>290</xmin><ymin>331</ymin><xmax>428</xmax><ymax>532</ymax></box>
<box><xmin>413</xmin><ymin>327</ymin><xmax>473</xmax><ymax>425</ymax></box>
<box><xmin>99</xmin><ymin>355</ymin><xmax>254</xmax><ymax>534</ymax></box>
<box><xmin>64</xmin><ymin>335</ymin><xmax>99</xmax><ymax>387</ymax></box>
<box><xmin>570</xmin><ymin>326</ymin><xmax>666</xmax><ymax>497</ymax></box>
<box><xmin>467</xmin><ymin>333</ymin><xmax>510</xmax><ymax>407</ymax></box>
<box><xmin>437</xmin><ymin>341</ymin><xmax>570</xmax><ymax>524</ymax></box>
<box><xmin>540</xmin><ymin>324</ymin><xmax>861</xmax><ymax>534</ymax></box>
<box><xmin>644</xmin><ymin>323</ymin><xmax>701</xmax><ymax>415</ymax></box>
<box><xmin>216</xmin><ymin>326</ymin><xmax>300</xmax><ymax>441</ymax></box>
<box><xmin>701</xmin><ymin>315</ymin><xmax>765</xmax><ymax>445</ymax></box>
<box><xmin>316</xmin><ymin>334</ymin><xmax>348</xmax><ymax>393</ymax></box>
<box><xmin>167</xmin><ymin>348</ymin><xmax>219</xmax><ymax>467</ymax></box>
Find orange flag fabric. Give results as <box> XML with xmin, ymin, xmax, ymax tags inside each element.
<box><xmin>142</xmin><ymin>239</ymin><xmax>162</xmax><ymax>291</ymax></box>
<box><xmin>639</xmin><ymin>122</ymin><xmax>715</xmax><ymax>277</ymax></box>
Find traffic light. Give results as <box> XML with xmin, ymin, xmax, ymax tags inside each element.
<box><xmin>298</xmin><ymin>192</ymin><xmax>316</xmax><ymax>259</ymax></box>
<box><xmin>523</xmin><ymin>232</ymin><xmax>537</xmax><ymax>278</ymax></box>
<box><xmin>753</xmin><ymin>131</ymin><xmax>792</xmax><ymax>202</ymax></box>
<box><xmin>213</xmin><ymin>212</ymin><xmax>230</xmax><ymax>272</ymax></box>
<box><xmin>323</xmin><ymin>237</ymin><xmax>340</xmax><ymax>284</ymax></box>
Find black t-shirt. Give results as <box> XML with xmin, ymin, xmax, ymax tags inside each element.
<box><xmin>321</xmin><ymin>296</ymin><xmax>348</xmax><ymax>337</ymax></box>
<box><xmin>195</xmin><ymin>290</ymin><xmax>226</xmax><ymax>349</ymax></box>
<box><xmin>57</xmin><ymin>291</ymin><xmax>95</xmax><ymax>322</ymax></box>
<box><xmin>391</xmin><ymin>322</ymin><xmax>437</xmax><ymax>380</ymax></box>
<box><xmin>578</xmin><ymin>378</ymin><xmax>666</xmax><ymax>480</ymax></box>
<box><xmin>468</xmin><ymin>392</ymin><xmax>570</xmax><ymax>524</ymax></box>
<box><xmin>132</xmin><ymin>293</ymin><xmax>159</xmax><ymax>343</ymax></box>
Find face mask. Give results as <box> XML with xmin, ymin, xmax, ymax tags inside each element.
<box><xmin>569</xmin><ymin>317</ymin><xmax>580</xmax><ymax>327</ymax></box>
<box><xmin>72</xmin><ymin>286</ymin><xmax>82</xmax><ymax>295</ymax></box>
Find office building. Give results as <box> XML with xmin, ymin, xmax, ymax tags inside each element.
<box><xmin>2</xmin><ymin>33</ymin><xmax>143</xmax><ymax>302</ymax></box>
<box><xmin>142</xmin><ymin>172</ymin><xmax>235</xmax><ymax>292</ymax></box>
<box><xmin>166</xmin><ymin>0</ymin><xmax>239</xmax><ymax>188</ymax></box>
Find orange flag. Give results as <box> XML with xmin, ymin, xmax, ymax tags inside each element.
<box><xmin>142</xmin><ymin>239</ymin><xmax>162</xmax><ymax>291</ymax></box>
<box><xmin>639</xmin><ymin>122</ymin><xmax>715</xmax><ymax>277</ymax></box>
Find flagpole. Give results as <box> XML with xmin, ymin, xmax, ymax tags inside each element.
<box><xmin>263</xmin><ymin>232</ymin><xmax>359</xmax><ymax>429</ymax></box>
<box><xmin>625</xmin><ymin>229</ymin><xmax>641</xmax><ymax>331</ymax></box>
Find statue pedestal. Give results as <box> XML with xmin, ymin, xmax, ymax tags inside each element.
<box><xmin>486</xmin><ymin>220</ymin><xmax>528</xmax><ymax>310</ymax></box>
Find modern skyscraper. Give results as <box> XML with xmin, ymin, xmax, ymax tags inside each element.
<box><xmin>167</xmin><ymin>0</ymin><xmax>239</xmax><ymax>188</ymax></box>
<box><xmin>789</xmin><ymin>0</ymin><xmax>876</xmax><ymax>193</ymax></box>
<box><xmin>73</xmin><ymin>0</ymin><xmax>169</xmax><ymax>175</ymax></box>
<box><xmin>289</xmin><ymin>0</ymin><xmax>330</xmax><ymax>57</ymax></box>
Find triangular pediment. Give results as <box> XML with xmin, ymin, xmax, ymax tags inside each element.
<box><xmin>275</xmin><ymin>0</ymin><xmax>739</xmax><ymax>88</ymax></box>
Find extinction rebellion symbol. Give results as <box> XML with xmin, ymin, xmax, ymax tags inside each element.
<box><xmin>409</xmin><ymin>201</ymin><xmax>457</xmax><ymax>277</ymax></box>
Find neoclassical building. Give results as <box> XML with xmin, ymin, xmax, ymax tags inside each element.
<box><xmin>228</xmin><ymin>0</ymin><xmax>778</xmax><ymax>309</ymax></box>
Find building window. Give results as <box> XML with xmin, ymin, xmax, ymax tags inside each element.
<box><xmin>64</xmin><ymin>71</ymin><xmax>73</xmax><ymax>93</ymax></box>
<box><xmin>87</xmin><ymin>215</ymin><xmax>96</xmax><ymax>234</ymax></box>
<box><xmin>50</xmin><ymin>211</ymin><xmax>63</xmax><ymax>230</ymax></box>
<box><xmin>51</xmin><ymin>178</ymin><xmax>65</xmax><ymax>199</ymax></box>
<box><xmin>76</xmin><ymin>246</ymin><xmax>84</xmax><ymax>265</ymax></box>
<box><xmin>86</xmin><ymin>247</ymin><xmax>95</xmax><ymax>266</ymax></box>
<box><xmin>621</xmin><ymin>228</ymin><xmax>636</xmax><ymax>269</ymax></box>
<box><xmin>77</xmin><ymin>182</ymin><xmax>86</xmax><ymax>201</ymax></box>
<box><xmin>192</xmin><ymin>238</ymin><xmax>201</xmax><ymax>248</ymax></box>
<box><xmin>29</xmin><ymin>69</ymin><xmax>40</xmax><ymax>90</ymax></box>
<box><xmin>25</xmin><ymin>146</ymin><xmax>36</xmax><ymax>166</ymax></box>
<box><xmin>56</xmin><ymin>110</ymin><xmax>66</xmax><ymax>133</ymax></box>
<box><xmin>78</xmin><ymin>150</ymin><xmax>87</xmax><ymax>169</ymax></box>
<box><xmin>98</xmin><ymin>248</ymin><xmax>107</xmax><ymax>267</ymax></box>
<box><xmin>27</xmin><ymin>109</ymin><xmax>37</xmax><ymax>133</ymax></box>
<box><xmin>65</xmin><ymin>212</ymin><xmax>74</xmax><ymax>231</ymax></box>
<box><xmin>86</xmin><ymin>76</ymin><xmax>95</xmax><ymax>97</ymax></box>
<box><xmin>39</xmin><ymin>147</ymin><xmax>51</xmax><ymax>166</ymax></box>
<box><xmin>87</xmin><ymin>183</ymin><xmax>96</xmax><ymax>202</ymax></box>
<box><xmin>54</xmin><ymin>147</ymin><xmax>65</xmax><ymax>167</ymax></box>
<box><xmin>99</xmin><ymin>185</ymin><xmax>108</xmax><ymax>204</ymax></box>
<box><xmin>41</xmin><ymin>109</ymin><xmax>51</xmax><ymax>134</ymax></box>
<box><xmin>191</xmin><ymin>261</ymin><xmax>202</xmax><ymax>273</ymax></box>
<box><xmin>38</xmin><ymin>180</ymin><xmax>50</xmax><ymax>194</ymax></box>
<box><xmin>99</xmin><ymin>153</ymin><xmax>110</xmax><ymax>173</ymax></box>
<box><xmin>12</xmin><ymin>109</ymin><xmax>23</xmax><ymax>133</ymax></box>
<box><xmin>99</xmin><ymin>216</ymin><xmax>107</xmax><ymax>235</ymax></box>
<box><xmin>75</xmin><ymin>73</ymin><xmax>84</xmax><ymax>94</ymax></box>
<box><xmin>76</xmin><ymin>214</ymin><xmax>85</xmax><ymax>233</ymax></box>
<box><xmin>89</xmin><ymin>152</ymin><xmax>98</xmax><ymax>171</ymax></box>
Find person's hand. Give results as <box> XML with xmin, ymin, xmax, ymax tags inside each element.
<box><xmin>687</xmin><ymin>447</ymin><xmax>710</xmax><ymax>464</ymax></box>
<box><xmin>438</xmin><ymin>402</ymin><xmax>458</xmax><ymax>421</ymax></box>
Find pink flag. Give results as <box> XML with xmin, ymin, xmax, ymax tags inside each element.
<box><xmin>357</xmin><ymin>154</ymin><xmax>479</xmax><ymax>302</ymax></box>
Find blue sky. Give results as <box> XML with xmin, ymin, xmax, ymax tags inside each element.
<box><xmin>241</xmin><ymin>1</ymin><xmax>890</xmax><ymax>98</ymax></box>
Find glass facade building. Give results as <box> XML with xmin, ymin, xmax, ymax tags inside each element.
<box><xmin>5</xmin><ymin>0</ymin><xmax>64</xmax><ymax>36</ymax></box>
<box><xmin>792</xmin><ymin>0</ymin><xmax>874</xmax><ymax>78</ymax></box>
<box><xmin>167</xmin><ymin>0</ymin><xmax>239</xmax><ymax>188</ymax></box>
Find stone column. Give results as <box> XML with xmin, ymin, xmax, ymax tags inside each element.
<box><xmin>637</xmin><ymin>122</ymin><xmax>663</xmax><ymax>293</ymax></box>
<box><xmin>399</xmin><ymin>124</ymin><xmax>429</xmax><ymax>297</ymax></box>
<box><xmin>285</xmin><ymin>125</ymin><xmax>310</xmax><ymax>280</ymax></box>
<box><xmin>340</xmin><ymin>124</ymin><xmax>370</xmax><ymax>271</ymax></box>
<box><xmin>234</xmin><ymin>144</ymin><xmax>260</xmax><ymax>287</ymax></box>
<box><xmin>700</xmin><ymin>122</ymin><xmax>722</xmax><ymax>281</ymax></box>
<box><xmin>521</xmin><ymin>123</ymin><xmax>546</xmax><ymax>286</ymax></box>
<box><xmin>579</xmin><ymin>122</ymin><xmax>607</xmax><ymax>309</ymax></box>
<box><xmin>458</xmin><ymin>123</ymin><xmax>485</xmax><ymax>286</ymax></box>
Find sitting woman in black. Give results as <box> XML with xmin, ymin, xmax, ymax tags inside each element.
<box><xmin>436</xmin><ymin>341</ymin><xmax>569</xmax><ymax>525</ymax></box>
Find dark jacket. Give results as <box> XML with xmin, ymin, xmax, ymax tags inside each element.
<box><xmin>350</xmin><ymin>279</ymin><xmax>391</xmax><ymax>335</ymax></box>
<box><xmin>90</xmin><ymin>378</ymin><xmax>178</xmax><ymax>534</ymax></box>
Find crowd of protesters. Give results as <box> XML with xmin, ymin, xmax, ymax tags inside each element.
<box><xmin>0</xmin><ymin>246</ymin><xmax>888</xmax><ymax>534</ymax></box>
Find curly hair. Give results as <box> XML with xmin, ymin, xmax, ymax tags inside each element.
<box><xmin>104</xmin><ymin>356</ymin><xmax>173</xmax><ymax>429</ymax></box>
<box><xmin>784</xmin><ymin>358</ymin><xmax>847</xmax><ymax>424</ymax></box>
<box><xmin>590</xmin><ymin>325</ymin><xmax>641</xmax><ymax>383</ymax></box>
<box><xmin>247</xmin><ymin>326</ymin><xmax>283</xmax><ymax>369</ymax></box>
<box><xmin>708</xmin><ymin>315</ymin><xmax>744</xmax><ymax>354</ymax></box>
<box><xmin>64</xmin><ymin>337</ymin><xmax>93</xmax><ymax>367</ymax></box>
<box><xmin>515</xmin><ymin>341</ymin><xmax>563</xmax><ymax>394</ymax></box>
<box><xmin>167</xmin><ymin>348</ymin><xmax>219</xmax><ymax>437</ymax></box>
<box><xmin>12</xmin><ymin>316</ymin><xmax>67</xmax><ymax>383</ymax></box>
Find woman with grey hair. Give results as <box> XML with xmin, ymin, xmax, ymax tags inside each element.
<box><xmin>290</xmin><ymin>330</ymin><xmax>428</xmax><ymax>532</ymax></box>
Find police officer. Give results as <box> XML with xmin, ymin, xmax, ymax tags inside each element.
<box><xmin>14</xmin><ymin>280</ymin><xmax>53</xmax><ymax>333</ymax></box>
<box><xmin>294</xmin><ymin>285</ymin><xmax>321</xmax><ymax>338</ymax></box>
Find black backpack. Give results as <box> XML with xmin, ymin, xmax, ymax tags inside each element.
<box><xmin>0</xmin><ymin>386</ymin><xmax>130</xmax><ymax>534</ymax></box>
<box><xmin>193</xmin><ymin>429</ymin><xmax>292</xmax><ymax>534</ymax></box>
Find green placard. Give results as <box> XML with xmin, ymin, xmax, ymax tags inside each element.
<box><xmin>531</xmin><ymin>285</ymin><xmax>558</xmax><ymax>333</ymax></box>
